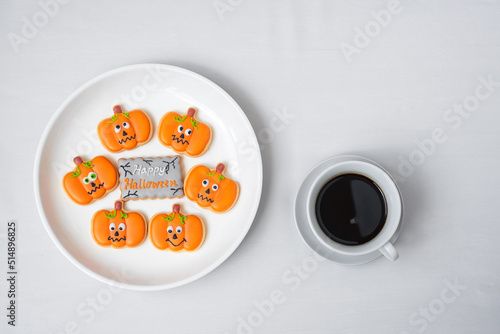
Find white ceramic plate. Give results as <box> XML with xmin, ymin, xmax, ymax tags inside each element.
<box><xmin>34</xmin><ymin>64</ymin><xmax>262</xmax><ymax>291</ymax></box>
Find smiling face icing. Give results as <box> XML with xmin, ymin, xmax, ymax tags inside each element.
<box><xmin>91</xmin><ymin>201</ymin><xmax>147</xmax><ymax>248</ymax></box>
<box><xmin>157</xmin><ymin>107</ymin><xmax>212</xmax><ymax>157</ymax></box>
<box><xmin>149</xmin><ymin>204</ymin><xmax>205</xmax><ymax>251</ymax></box>
<box><xmin>97</xmin><ymin>105</ymin><xmax>152</xmax><ymax>152</ymax></box>
<box><xmin>62</xmin><ymin>156</ymin><xmax>118</xmax><ymax>205</ymax></box>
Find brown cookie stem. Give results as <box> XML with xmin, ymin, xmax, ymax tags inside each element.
<box><xmin>73</xmin><ymin>156</ymin><xmax>83</xmax><ymax>165</ymax></box>
<box><xmin>172</xmin><ymin>204</ymin><xmax>180</xmax><ymax>213</ymax></box>
<box><xmin>114</xmin><ymin>201</ymin><xmax>123</xmax><ymax>211</ymax></box>
<box><xmin>113</xmin><ymin>105</ymin><xmax>123</xmax><ymax>114</ymax></box>
<box><xmin>187</xmin><ymin>107</ymin><xmax>197</xmax><ymax>117</ymax></box>
<box><xmin>216</xmin><ymin>163</ymin><xmax>225</xmax><ymax>173</ymax></box>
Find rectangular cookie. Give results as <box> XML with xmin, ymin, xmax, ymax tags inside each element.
<box><xmin>118</xmin><ymin>156</ymin><xmax>183</xmax><ymax>200</ymax></box>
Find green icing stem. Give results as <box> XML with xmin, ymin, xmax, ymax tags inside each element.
<box><xmin>161</xmin><ymin>213</ymin><xmax>175</xmax><ymax>221</ymax></box>
<box><xmin>206</xmin><ymin>170</ymin><xmax>225</xmax><ymax>181</ymax></box>
<box><xmin>107</xmin><ymin>114</ymin><xmax>119</xmax><ymax>123</ymax></box>
<box><xmin>104</xmin><ymin>210</ymin><xmax>117</xmax><ymax>219</ymax></box>
<box><xmin>161</xmin><ymin>213</ymin><xmax>186</xmax><ymax>224</ymax></box>
<box><xmin>174</xmin><ymin>115</ymin><xmax>187</xmax><ymax>123</ymax></box>
<box><xmin>82</xmin><ymin>161</ymin><xmax>94</xmax><ymax>168</ymax></box>
<box><xmin>107</xmin><ymin>112</ymin><xmax>130</xmax><ymax>123</ymax></box>
<box><xmin>71</xmin><ymin>166</ymin><xmax>81</xmax><ymax>178</ymax></box>
<box><xmin>120</xmin><ymin>212</ymin><xmax>128</xmax><ymax>219</ymax></box>
<box><xmin>190</xmin><ymin>119</ymin><xmax>199</xmax><ymax>130</ymax></box>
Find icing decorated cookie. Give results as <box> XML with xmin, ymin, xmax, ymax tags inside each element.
<box><xmin>157</xmin><ymin>107</ymin><xmax>212</xmax><ymax>157</ymax></box>
<box><xmin>97</xmin><ymin>105</ymin><xmax>152</xmax><ymax>153</ymax></box>
<box><xmin>91</xmin><ymin>200</ymin><xmax>147</xmax><ymax>248</ymax></box>
<box><xmin>118</xmin><ymin>156</ymin><xmax>184</xmax><ymax>201</ymax></box>
<box><xmin>184</xmin><ymin>163</ymin><xmax>239</xmax><ymax>213</ymax></box>
<box><xmin>63</xmin><ymin>156</ymin><xmax>118</xmax><ymax>205</ymax></box>
<box><xmin>149</xmin><ymin>204</ymin><xmax>205</xmax><ymax>251</ymax></box>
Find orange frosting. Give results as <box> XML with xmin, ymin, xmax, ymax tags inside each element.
<box><xmin>184</xmin><ymin>163</ymin><xmax>239</xmax><ymax>213</ymax></box>
<box><xmin>62</xmin><ymin>156</ymin><xmax>118</xmax><ymax>205</ymax></box>
<box><xmin>97</xmin><ymin>105</ymin><xmax>152</xmax><ymax>152</ymax></box>
<box><xmin>157</xmin><ymin>107</ymin><xmax>212</xmax><ymax>157</ymax></box>
<box><xmin>149</xmin><ymin>204</ymin><xmax>205</xmax><ymax>251</ymax></box>
<box><xmin>91</xmin><ymin>200</ymin><xmax>147</xmax><ymax>248</ymax></box>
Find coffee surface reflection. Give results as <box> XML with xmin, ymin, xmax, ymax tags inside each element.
<box><xmin>315</xmin><ymin>173</ymin><xmax>387</xmax><ymax>246</ymax></box>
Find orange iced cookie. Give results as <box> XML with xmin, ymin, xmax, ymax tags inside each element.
<box><xmin>184</xmin><ymin>163</ymin><xmax>239</xmax><ymax>213</ymax></box>
<box><xmin>97</xmin><ymin>105</ymin><xmax>152</xmax><ymax>153</ymax></box>
<box><xmin>149</xmin><ymin>204</ymin><xmax>205</xmax><ymax>252</ymax></box>
<box><xmin>91</xmin><ymin>200</ymin><xmax>147</xmax><ymax>248</ymax></box>
<box><xmin>157</xmin><ymin>107</ymin><xmax>212</xmax><ymax>157</ymax></box>
<box><xmin>62</xmin><ymin>156</ymin><xmax>118</xmax><ymax>205</ymax></box>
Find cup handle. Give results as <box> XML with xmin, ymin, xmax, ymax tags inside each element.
<box><xmin>379</xmin><ymin>242</ymin><xmax>399</xmax><ymax>261</ymax></box>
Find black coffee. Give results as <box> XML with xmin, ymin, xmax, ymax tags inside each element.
<box><xmin>315</xmin><ymin>173</ymin><xmax>387</xmax><ymax>246</ymax></box>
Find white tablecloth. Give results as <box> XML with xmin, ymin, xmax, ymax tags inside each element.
<box><xmin>1</xmin><ymin>0</ymin><xmax>499</xmax><ymax>333</ymax></box>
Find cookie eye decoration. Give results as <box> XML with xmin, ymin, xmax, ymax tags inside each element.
<box><xmin>150</xmin><ymin>204</ymin><xmax>205</xmax><ymax>252</ymax></box>
<box><xmin>185</xmin><ymin>163</ymin><xmax>239</xmax><ymax>213</ymax></box>
<box><xmin>97</xmin><ymin>105</ymin><xmax>153</xmax><ymax>152</ymax></box>
<box><xmin>157</xmin><ymin>107</ymin><xmax>212</xmax><ymax>157</ymax></box>
<box><xmin>63</xmin><ymin>156</ymin><xmax>118</xmax><ymax>205</ymax></box>
<box><xmin>91</xmin><ymin>201</ymin><xmax>147</xmax><ymax>248</ymax></box>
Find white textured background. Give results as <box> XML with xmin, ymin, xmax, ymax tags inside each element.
<box><xmin>1</xmin><ymin>0</ymin><xmax>500</xmax><ymax>333</ymax></box>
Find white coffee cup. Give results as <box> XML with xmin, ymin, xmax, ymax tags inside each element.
<box><xmin>296</xmin><ymin>156</ymin><xmax>403</xmax><ymax>263</ymax></box>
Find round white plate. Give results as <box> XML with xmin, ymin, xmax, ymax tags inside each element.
<box><xmin>34</xmin><ymin>64</ymin><xmax>262</xmax><ymax>290</ymax></box>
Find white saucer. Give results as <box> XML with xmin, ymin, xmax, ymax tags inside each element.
<box><xmin>294</xmin><ymin>156</ymin><xmax>401</xmax><ymax>265</ymax></box>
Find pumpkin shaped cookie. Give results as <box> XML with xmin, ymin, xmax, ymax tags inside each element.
<box><xmin>97</xmin><ymin>105</ymin><xmax>152</xmax><ymax>152</ymax></box>
<box><xmin>157</xmin><ymin>107</ymin><xmax>212</xmax><ymax>157</ymax></box>
<box><xmin>62</xmin><ymin>156</ymin><xmax>118</xmax><ymax>205</ymax></box>
<box><xmin>91</xmin><ymin>200</ymin><xmax>147</xmax><ymax>248</ymax></box>
<box><xmin>149</xmin><ymin>204</ymin><xmax>205</xmax><ymax>251</ymax></box>
<box><xmin>184</xmin><ymin>163</ymin><xmax>239</xmax><ymax>213</ymax></box>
